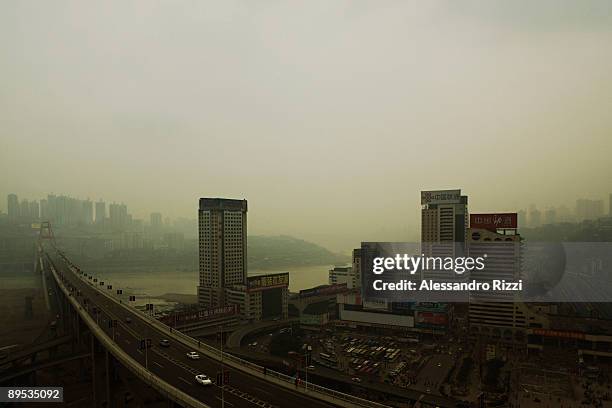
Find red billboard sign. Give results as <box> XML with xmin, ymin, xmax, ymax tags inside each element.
<box><xmin>470</xmin><ymin>213</ymin><xmax>517</xmax><ymax>231</ymax></box>
<box><xmin>247</xmin><ymin>272</ymin><xmax>289</xmax><ymax>292</ymax></box>
<box><xmin>415</xmin><ymin>311</ymin><xmax>448</xmax><ymax>327</ymax></box>
<box><xmin>532</xmin><ymin>328</ymin><xmax>585</xmax><ymax>340</ymax></box>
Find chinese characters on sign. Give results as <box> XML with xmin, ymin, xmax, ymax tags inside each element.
<box><xmin>470</xmin><ymin>213</ymin><xmax>518</xmax><ymax>231</ymax></box>
<box><xmin>247</xmin><ymin>273</ymin><xmax>289</xmax><ymax>292</ymax></box>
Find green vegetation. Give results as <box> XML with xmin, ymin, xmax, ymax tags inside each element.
<box><xmin>248</xmin><ymin>235</ymin><xmax>348</xmax><ymax>269</ymax></box>
<box><xmin>57</xmin><ymin>234</ymin><xmax>348</xmax><ymax>271</ymax></box>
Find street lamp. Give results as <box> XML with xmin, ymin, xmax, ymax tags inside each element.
<box><xmin>305</xmin><ymin>345</ymin><xmax>312</xmax><ymax>391</ymax></box>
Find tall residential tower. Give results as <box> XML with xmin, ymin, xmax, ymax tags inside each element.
<box><xmin>198</xmin><ymin>198</ymin><xmax>248</xmax><ymax>308</ymax></box>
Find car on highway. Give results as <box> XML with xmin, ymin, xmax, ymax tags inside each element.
<box><xmin>351</xmin><ymin>377</ymin><xmax>362</xmax><ymax>383</ymax></box>
<box><xmin>187</xmin><ymin>351</ymin><xmax>200</xmax><ymax>360</ymax></box>
<box><xmin>195</xmin><ymin>374</ymin><xmax>212</xmax><ymax>386</ymax></box>
<box><xmin>159</xmin><ymin>339</ymin><xmax>170</xmax><ymax>347</ymax></box>
<box><xmin>125</xmin><ymin>317</ymin><xmax>132</xmax><ymax>324</ymax></box>
<box><xmin>307</xmin><ymin>365</ymin><xmax>315</xmax><ymax>370</ymax></box>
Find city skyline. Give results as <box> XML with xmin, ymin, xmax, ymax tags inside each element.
<box><xmin>3</xmin><ymin>189</ymin><xmax>612</xmax><ymax>253</ymax></box>
<box><xmin>2</xmin><ymin>1</ymin><xmax>612</xmax><ymax>253</ymax></box>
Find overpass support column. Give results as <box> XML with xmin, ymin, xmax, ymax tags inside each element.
<box><xmin>75</xmin><ymin>312</ymin><xmax>80</xmax><ymax>345</ymax></box>
<box><xmin>105</xmin><ymin>350</ymin><xmax>112</xmax><ymax>408</ymax></box>
<box><xmin>91</xmin><ymin>335</ymin><xmax>97</xmax><ymax>408</ymax></box>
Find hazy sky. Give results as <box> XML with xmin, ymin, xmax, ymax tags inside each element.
<box><xmin>2</xmin><ymin>1</ymin><xmax>612</xmax><ymax>252</ymax></box>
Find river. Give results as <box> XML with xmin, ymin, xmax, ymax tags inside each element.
<box><xmin>84</xmin><ymin>264</ymin><xmax>334</xmax><ymax>297</ymax></box>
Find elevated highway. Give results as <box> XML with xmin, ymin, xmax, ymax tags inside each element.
<box><xmin>43</xmin><ymin>245</ymin><xmax>391</xmax><ymax>408</ymax></box>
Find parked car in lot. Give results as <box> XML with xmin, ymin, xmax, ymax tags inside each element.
<box><xmin>195</xmin><ymin>374</ymin><xmax>212</xmax><ymax>385</ymax></box>
<box><xmin>159</xmin><ymin>339</ymin><xmax>170</xmax><ymax>347</ymax></box>
<box><xmin>186</xmin><ymin>351</ymin><xmax>200</xmax><ymax>360</ymax></box>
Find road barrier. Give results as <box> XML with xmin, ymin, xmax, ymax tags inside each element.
<box><xmin>46</xmin><ymin>254</ymin><xmax>211</xmax><ymax>408</ymax></box>
<box><xmin>50</xmin><ymin>247</ymin><xmax>390</xmax><ymax>408</ymax></box>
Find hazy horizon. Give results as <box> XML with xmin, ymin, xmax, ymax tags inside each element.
<box><xmin>2</xmin><ymin>1</ymin><xmax>612</xmax><ymax>252</ymax></box>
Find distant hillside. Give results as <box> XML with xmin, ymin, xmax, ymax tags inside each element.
<box><xmin>64</xmin><ymin>233</ymin><xmax>349</xmax><ymax>270</ymax></box>
<box><xmin>248</xmin><ymin>235</ymin><xmax>349</xmax><ymax>270</ymax></box>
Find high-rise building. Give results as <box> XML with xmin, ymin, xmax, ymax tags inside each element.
<box><xmin>198</xmin><ymin>198</ymin><xmax>248</xmax><ymax>308</ymax></box>
<box><xmin>421</xmin><ymin>189</ymin><xmax>468</xmax><ymax>243</ymax></box>
<box><xmin>467</xmin><ymin>214</ymin><xmax>527</xmax><ymax>355</ymax></box>
<box><xmin>528</xmin><ymin>207</ymin><xmax>541</xmax><ymax>228</ymax></box>
<box><xmin>40</xmin><ymin>199</ymin><xmax>48</xmax><ymax>220</ymax></box>
<box><xmin>576</xmin><ymin>198</ymin><xmax>604</xmax><ymax>222</ymax></box>
<box><xmin>83</xmin><ymin>200</ymin><xmax>93</xmax><ymax>224</ymax></box>
<box><xmin>95</xmin><ymin>200</ymin><xmax>106</xmax><ymax>224</ymax></box>
<box><xmin>7</xmin><ymin>194</ymin><xmax>18</xmax><ymax>222</ymax></box>
<box><xmin>150</xmin><ymin>212</ymin><xmax>162</xmax><ymax>228</ymax></box>
<box><xmin>29</xmin><ymin>201</ymin><xmax>39</xmax><ymax>221</ymax></box>
<box><xmin>421</xmin><ymin>189</ymin><xmax>468</xmax><ymax>280</ymax></box>
<box><xmin>19</xmin><ymin>199</ymin><xmax>30</xmax><ymax>219</ymax></box>
<box><xmin>109</xmin><ymin>203</ymin><xmax>129</xmax><ymax>230</ymax></box>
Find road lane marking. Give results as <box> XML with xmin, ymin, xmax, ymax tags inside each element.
<box><xmin>153</xmin><ymin>361</ymin><xmax>164</xmax><ymax>368</ymax></box>
<box><xmin>253</xmin><ymin>388</ymin><xmax>272</xmax><ymax>396</ymax></box>
<box><xmin>216</xmin><ymin>397</ymin><xmax>234</xmax><ymax>406</ymax></box>
<box><xmin>178</xmin><ymin>376</ymin><xmax>191</xmax><ymax>386</ymax></box>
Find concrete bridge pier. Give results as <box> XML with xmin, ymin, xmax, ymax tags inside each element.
<box><xmin>91</xmin><ymin>335</ymin><xmax>97</xmax><ymax>408</ymax></box>
<box><xmin>105</xmin><ymin>350</ymin><xmax>112</xmax><ymax>408</ymax></box>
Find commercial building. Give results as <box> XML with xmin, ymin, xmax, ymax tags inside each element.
<box><xmin>336</xmin><ymin>292</ymin><xmax>416</xmax><ymax>333</ymax></box>
<box><xmin>420</xmin><ymin>189</ymin><xmax>468</xmax><ymax>282</ymax></box>
<box><xmin>291</xmin><ymin>283</ymin><xmax>349</xmax><ymax>319</ymax></box>
<box><xmin>197</xmin><ymin>198</ymin><xmax>248</xmax><ymax>308</ymax></box>
<box><xmin>526</xmin><ymin>304</ymin><xmax>612</xmax><ymax>363</ymax></box>
<box><xmin>467</xmin><ymin>213</ymin><xmax>528</xmax><ymax>353</ymax></box>
<box><xmin>225</xmin><ymin>273</ymin><xmax>289</xmax><ymax>322</ymax></box>
<box><xmin>159</xmin><ymin>305</ymin><xmax>239</xmax><ymax>335</ymax></box>
<box><xmin>421</xmin><ymin>189</ymin><xmax>468</xmax><ymax>243</ymax></box>
<box><xmin>329</xmin><ymin>266</ymin><xmax>358</xmax><ymax>288</ymax></box>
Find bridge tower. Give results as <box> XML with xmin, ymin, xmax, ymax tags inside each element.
<box><xmin>39</xmin><ymin>221</ymin><xmax>56</xmax><ymax>245</ymax></box>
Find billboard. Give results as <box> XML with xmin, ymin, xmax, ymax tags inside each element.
<box><xmin>421</xmin><ymin>189</ymin><xmax>462</xmax><ymax>205</ymax></box>
<box><xmin>159</xmin><ymin>305</ymin><xmax>237</xmax><ymax>325</ymax></box>
<box><xmin>531</xmin><ymin>328</ymin><xmax>585</xmax><ymax>340</ymax></box>
<box><xmin>299</xmin><ymin>283</ymin><xmax>348</xmax><ymax>298</ymax></box>
<box><xmin>363</xmin><ymin>299</ymin><xmax>389</xmax><ymax>311</ymax></box>
<box><xmin>415</xmin><ymin>311</ymin><xmax>448</xmax><ymax>327</ymax></box>
<box><xmin>247</xmin><ymin>272</ymin><xmax>289</xmax><ymax>292</ymax></box>
<box><xmin>470</xmin><ymin>213</ymin><xmax>517</xmax><ymax>231</ymax></box>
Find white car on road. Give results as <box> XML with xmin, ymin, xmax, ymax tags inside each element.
<box><xmin>186</xmin><ymin>351</ymin><xmax>200</xmax><ymax>360</ymax></box>
<box><xmin>195</xmin><ymin>374</ymin><xmax>212</xmax><ymax>385</ymax></box>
